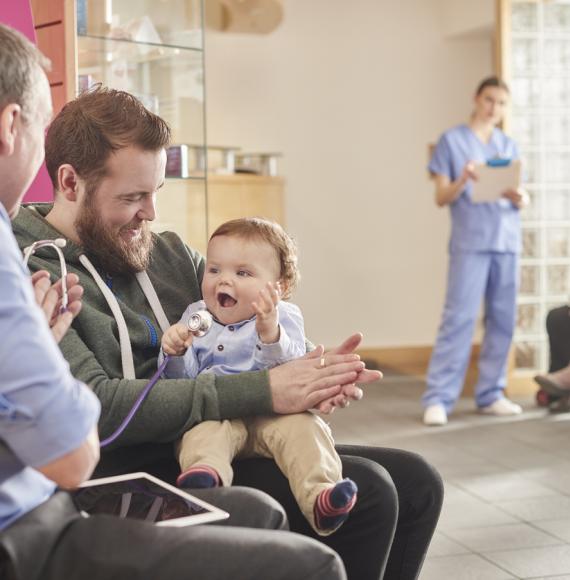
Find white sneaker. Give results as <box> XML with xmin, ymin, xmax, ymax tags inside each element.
<box><xmin>423</xmin><ymin>404</ymin><xmax>447</xmax><ymax>426</ymax></box>
<box><xmin>479</xmin><ymin>398</ymin><xmax>522</xmax><ymax>416</ymax></box>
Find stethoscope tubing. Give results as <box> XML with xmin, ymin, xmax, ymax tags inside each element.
<box><xmin>23</xmin><ymin>239</ymin><xmax>69</xmax><ymax>313</ymax></box>
<box><xmin>99</xmin><ymin>355</ymin><xmax>171</xmax><ymax>447</ymax></box>
<box><xmin>22</xmin><ymin>238</ymin><xmax>213</xmax><ymax>449</ymax></box>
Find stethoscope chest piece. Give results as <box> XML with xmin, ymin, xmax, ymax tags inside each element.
<box><xmin>188</xmin><ymin>310</ymin><xmax>213</xmax><ymax>337</ymax></box>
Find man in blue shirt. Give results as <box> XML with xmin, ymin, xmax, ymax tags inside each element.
<box><xmin>0</xmin><ymin>23</ymin><xmax>346</xmax><ymax>580</ymax></box>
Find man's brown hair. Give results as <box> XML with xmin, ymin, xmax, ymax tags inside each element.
<box><xmin>210</xmin><ymin>217</ymin><xmax>300</xmax><ymax>299</ymax></box>
<box><xmin>45</xmin><ymin>85</ymin><xmax>171</xmax><ymax>191</ymax></box>
<box><xmin>0</xmin><ymin>24</ymin><xmax>50</xmax><ymax>122</ymax></box>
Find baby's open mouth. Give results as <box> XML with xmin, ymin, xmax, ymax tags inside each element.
<box><xmin>217</xmin><ymin>292</ymin><xmax>237</xmax><ymax>308</ymax></box>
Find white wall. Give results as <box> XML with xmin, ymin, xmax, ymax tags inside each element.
<box><xmin>205</xmin><ymin>0</ymin><xmax>494</xmax><ymax>347</ymax></box>
<box><xmin>439</xmin><ymin>0</ymin><xmax>495</xmax><ymax>38</ymax></box>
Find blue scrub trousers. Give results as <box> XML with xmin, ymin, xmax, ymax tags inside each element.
<box><xmin>423</xmin><ymin>251</ymin><xmax>518</xmax><ymax>412</ymax></box>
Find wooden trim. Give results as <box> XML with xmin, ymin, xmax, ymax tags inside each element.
<box><xmin>496</xmin><ymin>0</ymin><xmax>513</xmax><ymax>132</ymax></box>
<box><xmin>507</xmin><ymin>372</ymin><xmax>539</xmax><ymax>396</ymax></box>
<box><xmin>353</xmin><ymin>344</ymin><xmax>538</xmax><ymax>398</ymax></box>
<box><xmin>64</xmin><ymin>0</ymin><xmax>77</xmax><ymax>101</ymax></box>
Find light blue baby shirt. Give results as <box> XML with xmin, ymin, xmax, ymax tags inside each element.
<box><xmin>0</xmin><ymin>203</ymin><xmax>100</xmax><ymax>530</ymax></box>
<box><xmin>429</xmin><ymin>124</ymin><xmax>521</xmax><ymax>254</ymax></box>
<box><xmin>161</xmin><ymin>300</ymin><xmax>306</xmax><ymax>379</ymax></box>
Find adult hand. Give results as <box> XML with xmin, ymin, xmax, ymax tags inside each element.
<box><xmin>502</xmin><ymin>187</ymin><xmax>529</xmax><ymax>209</ymax></box>
<box><xmin>31</xmin><ymin>271</ymin><xmax>83</xmax><ymax>343</ymax></box>
<box><xmin>268</xmin><ymin>345</ymin><xmax>368</xmax><ymax>414</ymax></box>
<box><xmin>315</xmin><ymin>333</ymin><xmax>383</xmax><ymax>414</ymax></box>
<box><xmin>460</xmin><ymin>161</ymin><xmax>478</xmax><ymax>184</ymax></box>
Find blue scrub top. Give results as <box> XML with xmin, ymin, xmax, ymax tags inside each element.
<box><xmin>429</xmin><ymin>124</ymin><xmax>521</xmax><ymax>253</ymax></box>
<box><xmin>0</xmin><ymin>203</ymin><xmax>100</xmax><ymax>530</ymax></box>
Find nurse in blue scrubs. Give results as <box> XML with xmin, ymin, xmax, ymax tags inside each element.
<box><xmin>422</xmin><ymin>76</ymin><xmax>529</xmax><ymax>426</ymax></box>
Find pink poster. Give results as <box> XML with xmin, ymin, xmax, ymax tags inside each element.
<box><xmin>1</xmin><ymin>0</ymin><xmax>54</xmax><ymax>203</ymax></box>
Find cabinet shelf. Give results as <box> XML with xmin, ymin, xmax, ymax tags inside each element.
<box><xmin>78</xmin><ymin>33</ymin><xmax>203</xmax><ymax>53</ymax></box>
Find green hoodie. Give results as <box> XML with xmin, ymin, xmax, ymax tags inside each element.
<box><xmin>12</xmin><ymin>205</ymin><xmax>273</xmax><ymax>454</ymax></box>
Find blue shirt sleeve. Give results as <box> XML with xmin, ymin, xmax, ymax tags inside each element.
<box><xmin>0</xmin><ymin>206</ymin><xmax>100</xmax><ymax>469</ymax></box>
<box><xmin>428</xmin><ymin>133</ymin><xmax>452</xmax><ymax>179</ymax></box>
<box><xmin>511</xmin><ymin>138</ymin><xmax>520</xmax><ymax>162</ymax></box>
<box><xmin>254</xmin><ymin>301</ymin><xmax>307</xmax><ymax>368</ymax></box>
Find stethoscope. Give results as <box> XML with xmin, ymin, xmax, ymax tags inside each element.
<box><xmin>22</xmin><ymin>238</ymin><xmax>214</xmax><ymax>448</ymax></box>
<box><xmin>99</xmin><ymin>310</ymin><xmax>213</xmax><ymax>447</ymax></box>
<box><xmin>23</xmin><ymin>238</ymin><xmax>69</xmax><ymax>313</ymax></box>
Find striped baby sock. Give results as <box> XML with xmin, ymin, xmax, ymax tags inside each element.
<box><xmin>177</xmin><ymin>465</ymin><xmax>221</xmax><ymax>489</ymax></box>
<box><xmin>314</xmin><ymin>478</ymin><xmax>358</xmax><ymax>532</ymax></box>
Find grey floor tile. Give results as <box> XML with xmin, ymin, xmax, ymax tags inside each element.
<box><xmin>454</xmin><ymin>472</ymin><xmax>559</xmax><ymax>502</ymax></box>
<box><xmin>420</xmin><ymin>554</ymin><xmax>515</xmax><ymax>580</ymax></box>
<box><xmin>426</xmin><ymin>531</ymin><xmax>471</xmax><ymax>557</ymax></box>
<box><xmin>522</xmin><ymin>466</ymin><xmax>570</xmax><ymax>495</ymax></box>
<box><xmin>484</xmin><ymin>545</ymin><xmax>570</xmax><ymax>578</ymax></box>
<box><xmin>439</xmin><ymin>461</ymin><xmax>515</xmax><ymax>482</ymax></box>
<box><xmin>496</xmin><ymin>495</ymin><xmax>570</xmax><ymax>522</ymax></box>
<box><xmin>451</xmin><ymin>523</ymin><xmax>563</xmax><ymax>552</ymax></box>
<box><xmin>534</xmin><ymin>519</ymin><xmax>570</xmax><ymax>543</ymax></box>
<box><xmin>527</xmin><ymin>576</ymin><xmax>570</xmax><ymax>580</ymax></box>
<box><xmin>532</xmin><ymin>574</ymin><xmax>570</xmax><ymax>580</ymax></box>
<box><xmin>439</xmin><ymin>483</ymin><xmax>519</xmax><ymax>538</ymax></box>
<box><xmin>438</xmin><ymin>497</ymin><xmax>518</xmax><ymax>531</ymax></box>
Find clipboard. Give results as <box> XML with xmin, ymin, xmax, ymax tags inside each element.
<box><xmin>471</xmin><ymin>159</ymin><xmax>522</xmax><ymax>204</ymax></box>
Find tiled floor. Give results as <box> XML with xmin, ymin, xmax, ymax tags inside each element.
<box><xmin>327</xmin><ymin>372</ymin><xmax>570</xmax><ymax>580</ymax></box>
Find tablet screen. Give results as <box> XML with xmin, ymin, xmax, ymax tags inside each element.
<box><xmin>72</xmin><ymin>472</ymin><xmax>228</xmax><ymax>526</ymax></box>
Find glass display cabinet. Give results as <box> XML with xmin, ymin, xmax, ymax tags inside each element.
<box><xmin>31</xmin><ymin>0</ymin><xmax>285</xmax><ymax>255</ymax></box>
<box><xmin>499</xmin><ymin>0</ymin><xmax>570</xmax><ymax>382</ymax></box>
<box><xmin>75</xmin><ymin>0</ymin><xmax>208</xmax><ymax>249</ymax></box>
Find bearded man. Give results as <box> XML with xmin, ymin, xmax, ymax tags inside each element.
<box><xmin>13</xmin><ymin>86</ymin><xmax>443</xmax><ymax>580</ymax></box>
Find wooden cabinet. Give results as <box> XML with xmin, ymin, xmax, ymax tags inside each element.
<box><xmin>30</xmin><ymin>0</ymin><xmax>75</xmax><ymax>115</ymax></box>
<box><xmin>155</xmin><ymin>175</ymin><xmax>285</xmax><ymax>255</ymax></box>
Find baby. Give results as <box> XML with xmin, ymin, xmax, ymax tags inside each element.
<box><xmin>160</xmin><ymin>217</ymin><xmax>357</xmax><ymax>535</ymax></box>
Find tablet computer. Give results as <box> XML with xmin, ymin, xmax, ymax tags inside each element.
<box><xmin>72</xmin><ymin>472</ymin><xmax>229</xmax><ymax>527</ymax></box>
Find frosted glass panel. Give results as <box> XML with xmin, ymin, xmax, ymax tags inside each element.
<box><xmin>544</xmin><ymin>153</ymin><xmax>570</xmax><ymax>183</ymax></box>
<box><xmin>515</xmin><ymin>341</ymin><xmax>540</xmax><ymax>370</ymax></box>
<box><xmin>512</xmin><ymin>2</ymin><xmax>538</xmax><ymax>32</ymax></box>
<box><xmin>543</xmin><ymin>116</ymin><xmax>570</xmax><ymax>146</ymax></box>
<box><xmin>543</xmin><ymin>40</ymin><xmax>570</xmax><ymax>72</ymax></box>
<box><xmin>545</xmin><ymin>190</ymin><xmax>570</xmax><ymax>220</ymax></box>
<box><xmin>543</xmin><ymin>78</ymin><xmax>570</xmax><ymax>108</ymax></box>
<box><xmin>513</xmin><ymin>38</ymin><xmax>538</xmax><ymax>73</ymax></box>
<box><xmin>547</xmin><ymin>229</ymin><xmax>570</xmax><ymax>258</ymax></box>
<box><xmin>522</xmin><ymin>228</ymin><xmax>540</xmax><ymax>259</ymax></box>
<box><xmin>512</xmin><ymin>78</ymin><xmax>540</xmax><ymax>108</ymax></box>
<box><xmin>511</xmin><ymin>115</ymin><xmax>537</xmax><ymax>145</ymax></box>
<box><xmin>547</xmin><ymin>265</ymin><xmax>569</xmax><ymax>295</ymax></box>
<box><xmin>521</xmin><ymin>188</ymin><xmax>540</xmax><ymax>221</ymax></box>
<box><xmin>520</xmin><ymin>265</ymin><xmax>539</xmax><ymax>296</ymax></box>
<box><xmin>544</xmin><ymin>2</ymin><xmax>570</xmax><ymax>30</ymax></box>
<box><xmin>517</xmin><ymin>303</ymin><xmax>541</xmax><ymax>334</ymax></box>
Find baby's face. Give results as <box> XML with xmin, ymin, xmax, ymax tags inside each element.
<box><xmin>202</xmin><ymin>234</ymin><xmax>281</xmax><ymax>325</ymax></box>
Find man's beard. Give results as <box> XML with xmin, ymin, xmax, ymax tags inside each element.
<box><xmin>75</xmin><ymin>198</ymin><xmax>155</xmax><ymax>276</ymax></box>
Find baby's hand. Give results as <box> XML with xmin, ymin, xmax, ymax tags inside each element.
<box><xmin>253</xmin><ymin>281</ymin><xmax>281</xmax><ymax>344</ymax></box>
<box><xmin>162</xmin><ymin>323</ymin><xmax>193</xmax><ymax>356</ymax></box>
